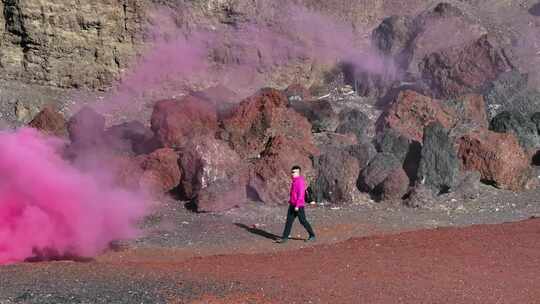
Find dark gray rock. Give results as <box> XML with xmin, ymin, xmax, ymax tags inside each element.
<box><xmin>417</xmin><ymin>122</ymin><xmax>459</xmax><ymax>194</ymax></box>
<box><xmin>403</xmin><ymin>184</ymin><xmax>435</xmax><ymax>208</ymax></box>
<box><xmin>372</xmin><ymin>15</ymin><xmax>418</xmax><ymax>70</ymax></box>
<box><xmin>375</xmin><ymin>128</ymin><xmax>410</xmax><ymax>162</ymax></box>
<box><xmin>533</xmin><ymin>150</ymin><xmax>540</xmax><ymax>166</ymax></box>
<box><xmin>375</xmin><ymin>127</ymin><xmax>422</xmax><ymax>184</ymax></box>
<box><xmin>452</xmin><ymin>171</ymin><xmax>482</xmax><ymax>200</ymax></box>
<box><xmin>105</xmin><ymin>121</ymin><xmax>159</xmax><ymax>155</ymax></box>
<box><xmin>531</xmin><ymin>112</ymin><xmax>540</xmax><ymax>134</ymax></box>
<box><xmin>489</xmin><ymin>111</ymin><xmax>539</xmax><ymax>149</ymax></box>
<box><xmin>346</xmin><ymin>142</ymin><xmax>377</xmax><ymax>170</ymax></box>
<box><xmin>358</xmin><ymin>152</ymin><xmax>402</xmax><ymax>195</ymax></box>
<box><xmin>290</xmin><ymin>100</ymin><xmax>338</xmax><ymax>133</ymax></box>
<box><xmin>335</xmin><ymin>109</ymin><xmax>370</xmax><ymax>141</ymax></box>
<box><xmin>483</xmin><ymin>70</ymin><xmax>540</xmax><ymax>119</ymax></box>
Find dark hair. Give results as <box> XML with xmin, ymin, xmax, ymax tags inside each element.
<box><xmin>291</xmin><ymin>165</ymin><xmax>301</xmax><ymax>171</ymax></box>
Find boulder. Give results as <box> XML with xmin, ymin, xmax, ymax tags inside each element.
<box><xmin>104</xmin><ymin>121</ymin><xmax>158</xmax><ymax>155</ymax></box>
<box><xmin>420</xmin><ymin>34</ymin><xmax>513</xmax><ymax>99</ymax></box>
<box><xmin>313</xmin><ymin>132</ymin><xmax>358</xmax><ymax>153</ymax></box>
<box><xmin>417</xmin><ymin>122</ymin><xmax>459</xmax><ymax>194</ymax></box>
<box><xmin>249</xmin><ymin>136</ymin><xmax>314</xmax><ymax>205</ymax></box>
<box><xmin>222</xmin><ymin>88</ymin><xmax>317</xmax><ymax>159</ymax></box>
<box><xmin>446</xmin><ymin>94</ymin><xmax>489</xmax><ymax>128</ymax></box>
<box><xmin>178</xmin><ymin>137</ymin><xmax>248</xmax><ymax>212</ymax></box>
<box><xmin>359</xmin><ymin>152</ymin><xmax>402</xmax><ymax>195</ymax></box>
<box><xmin>524</xmin><ymin>166</ymin><xmax>540</xmax><ymax>190</ymax></box>
<box><xmin>150</xmin><ymin>96</ymin><xmax>219</xmax><ymax>149</ymax></box>
<box><xmin>489</xmin><ymin>111</ymin><xmax>539</xmax><ymax>149</ymax></box>
<box><xmin>191</xmin><ymin>85</ymin><xmax>240</xmax><ymax>120</ymax></box>
<box><xmin>312</xmin><ymin>148</ymin><xmax>363</xmax><ymax>204</ymax></box>
<box><xmin>28</xmin><ymin>106</ymin><xmax>67</xmax><ymax>137</ymax></box>
<box><xmin>290</xmin><ymin>99</ymin><xmax>339</xmax><ymax>133</ymax></box>
<box><xmin>457</xmin><ymin>128</ymin><xmax>530</xmax><ymax>190</ymax></box>
<box><xmin>335</xmin><ymin>109</ymin><xmax>371</xmax><ymax>142</ymax></box>
<box><xmin>375</xmin><ymin>127</ymin><xmax>422</xmax><ymax>184</ymax></box>
<box><xmin>371</xmin><ymin>15</ymin><xmax>418</xmax><ymax>70</ymax></box>
<box><xmin>67</xmin><ymin>106</ymin><xmax>106</xmax><ymax>148</ymax></box>
<box><xmin>372</xmin><ymin>2</ymin><xmax>487</xmax><ymax>78</ymax></box>
<box><xmin>381</xmin><ymin>90</ymin><xmax>457</xmax><ymax>142</ymax></box>
<box><xmin>380</xmin><ymin>167</ymin><xmax>409</xmax><ymax>201</ymax></box>
<box><xmin>346</xmin><ymin>142</ymin><xmax>378</xmax><ymax>171</ymax></box>
<box><xmin>137</xmin><ymin>148</ymin><xmax>181</xmax><ymax>194</ymax></box>
<box><xmin>452</xmin><ymin>171</ymin><xmax>482</xmax><ymax>200</ymax></box>
<box><xmin>482</xmin><ymin>71</ymin><xmax>540</xmax><ymax>119</ymax></box>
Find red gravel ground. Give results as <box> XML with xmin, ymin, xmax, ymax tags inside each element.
<box><xmin>123</xmin><ymin>218</ymin><xmax>540</xmax><ymax>303</ymax></box>
<box><xmin>2</xmin><ymin>218</ymin><xmax>540</xmax><ymax>303</ymax></box>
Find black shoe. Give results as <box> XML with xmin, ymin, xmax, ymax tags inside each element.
<box><xmin>276</xmin><ymin>238</ymin><xmax>288</xmax><ymax>244</ymax></box>
<box><xmin>305</xmin><ymin>236</ymin><xmax>316</xmax><ymax>242</ymax></box>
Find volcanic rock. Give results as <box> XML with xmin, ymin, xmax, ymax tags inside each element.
<box><xmin>28</xmin><ymin>106</ymin><xmax>67</xmax><ymax>137</ymax></box>
<box><xmin>67</xmin><ymin>106</ymin><xmax>106</xmax><ymax>148</ymax></box>
<box><xmin>249</xmin><ymin>136</ymin><xmax>314</xmax><ymax>205</ymax></box>
<box><xmin>150</xmin><ymin>96</ymin><xmax>219</xmax><ymax>149</ymax></box>
<box><xmin>457</xmin><ymin>128</ymin><xmax>530</xmax><ymax>190</ymax></box>
<box><xmin>222</xmin><ymin>88</ymin><xmax>317</xmax><ymax>159</ymax></box>
<box><xmin>290</xmin><ymin>99</ymin><xmax>339</xmax><ymax>133</ymax></box>
<box><xmin>419</xmin><ymin>34</ymin><xmax>513</xmax><ymax>99</ymax></box>
<box><xmin>104</xmin><ymin>121</ymin><xmax>158</xmax><ymax>155</ymax></box>
<box><xmin>359</xmin><ymin>152</ymin><xmax>402</xmax><ymax>195</ymax></box>
<box><xmin>380</xmin><ymin>167</ymin><xmax>409</xmax><ymax>201</ymax></box>
<box><xmin>178</xmin><ymin>137</ymin><xmax>248</xmax><ymax>212</ymax></box>
<box><xmin>482</xmin><ymin>71</ymin><xmax>540</xmax><ymax>119</ymax></box>
<box><xmin>417</xmin><ymin>122</ymin><xmax>459</xmax><ymax>194</ymax></box>
<box><xmin>313</xmin><ymin>147</ymin><xmax>363</xmax><ymax>204</ymax></box>
<box><xmin>489</xmin><ymin>111</ymin><xmax>539</xmax><ymax>149</ymax></box>
<box><xmin>137</xmin><ymin>148</ymin><xmax>181</xmax><ymax>194</ymax></box>
<box><xmin>336</xmin><ymin>108</ymin><xmax>371</xmax><ymax>142</ymax></box>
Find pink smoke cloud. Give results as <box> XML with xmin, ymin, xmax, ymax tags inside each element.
<box><xmin>81</xmin><ymin>3</ymin><xmax>398</xmax><ymax>118</ymax></box>
<box><xmin>0</xmin><ymin>128</ymin><xmax>149</xmax><ymax>265</ymax></box>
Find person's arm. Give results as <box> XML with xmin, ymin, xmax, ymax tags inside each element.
<box><xmin>294</xmin><ymin>179</ymin><xmax>305</xmax><ymax>210</ymax></box>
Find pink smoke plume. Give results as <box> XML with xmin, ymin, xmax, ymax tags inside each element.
<box><xmin>0</xmin><ymin>128</ymin><xmax>148</xmax><ymax>265</ymax></box>
<box><xmin>84</xmin><ymin>3</ymin><xmax>398</xmax><ymax>118</ymax></box>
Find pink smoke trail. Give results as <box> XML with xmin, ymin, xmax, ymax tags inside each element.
<box><xmin>0</xmin><ymin>128</ymin><xmax>148</xmax><ymax>265</ymax></box>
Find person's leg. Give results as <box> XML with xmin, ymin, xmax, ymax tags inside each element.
<box><xmin>281</xmin><ymin>205</ymin><xmax>297</xmax><ymax>240</ymax></box>
<box><xmin>297</xmin><ymin>207</ymin><xmax>315</xmax><ymax>238</ymax></box>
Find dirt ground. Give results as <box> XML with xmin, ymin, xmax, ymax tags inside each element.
<box><xmin>1</xmin><ymin>187</ymin><xmax>540</xmax><ymax>303</ymax></box>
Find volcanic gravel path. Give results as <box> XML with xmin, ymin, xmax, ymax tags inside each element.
<box><xmin>1</xmin><ymin>187</ymin><xmax>540</xmax><ymax>303</ymax></box>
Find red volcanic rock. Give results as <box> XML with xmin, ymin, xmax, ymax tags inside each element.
<box><xmin>381</xmin><ymin>90</ymin><xmax>457</xmax><ymax>142</ymax></box>
<box><xmin>178</xmin><ymin>137</ymin><xmax>248</xmax><ymax>212</ymax></box>
<box><xmin>420</xmin><ymin>34</ymin><xmax>513</xmax><ymax>98</ymax></box>
<box><xmin>249</xmin><ymin>136</ymin><xmax>314</xmax><ymax>205</ymax></box>
<box><xmin>150</xmin><ymin>95</ymin><xmax>219</xmax><ymax>149</ymax></box>
<box><xmin>381</xmin><ymin>167</ymin><xmax>409</xmax><ymax>201</ymax></box>
<box><xmin>222</xmin><ymin>88</ymin><xmax>317</xmax><ymax>159</ymax></box>
<box><xmin>457</xmin><ymin>128</ymin><xmax>530</xmax><ymax>191</ymax></box>
<box><xmin>313</xmin><ymin>147</ymin><xmax>363</xmax><ymax>204</ymax></box>
<box><xmin>28</xmin><ymin>106</ymin><xmax>67</xmax><ymax>137</ymax></box>
<box><xmin>137</xmin><ymin>148</ymin><xmax>181</xmax><ymax>194</ymax></box>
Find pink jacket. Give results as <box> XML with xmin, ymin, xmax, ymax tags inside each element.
<box><xmin>289</xmin><ymin>176</ymin><xmax>306</xmax><ymax>207</ymax></box>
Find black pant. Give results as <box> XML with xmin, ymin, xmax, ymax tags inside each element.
<box><xmin>281</xmin><ymin>205</ymin><xmax>315</xmax><ymax>239</ymax></box>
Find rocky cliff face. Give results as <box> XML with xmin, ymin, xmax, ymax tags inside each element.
<box><xmin>0</xmin><ymin>0</ymin><xmax>146</xmax><ymax>89</ymax></box>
